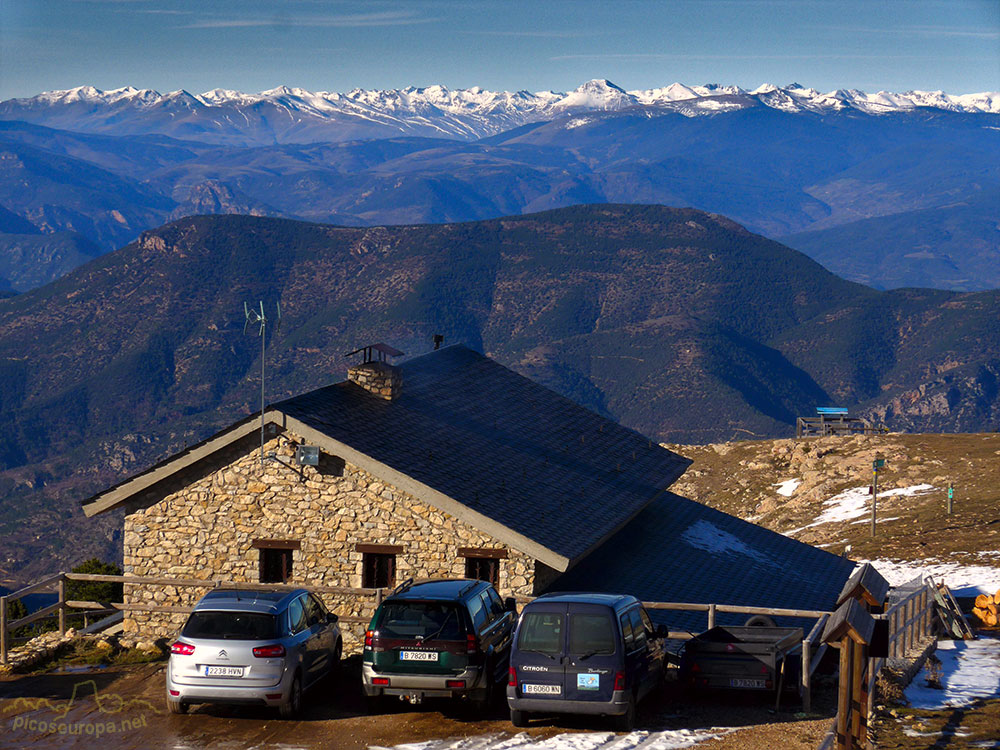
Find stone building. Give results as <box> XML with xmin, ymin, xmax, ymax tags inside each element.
<box><xmin>82</xmin><ymin>345</ymin><xmax>689</xmax><ymax>646</ymax></box>
<box><xmin>83</xmin><ymin>344</ymin><xmax>856</xmax><ymax>649</ymax></box>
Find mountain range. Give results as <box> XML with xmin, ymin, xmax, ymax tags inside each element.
<box><xmin>1</xmin><ymin>205</ymin><xmax>998</xmax><ymax>583</ymax></box>
<box><xmin>4</xmin><ymin>80</ymin><xmax>998</xmax><ymax>146</ymax></box>
<box><xmin>1</xmin><ymin>79</ymin><xmax>998</xmax><ymax>292</ymax></box>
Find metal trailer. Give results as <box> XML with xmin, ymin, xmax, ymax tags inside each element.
<box><xmin>680</xmin><ymin>626</ymin><xmax>803</xmax><ymax>709</ymax></box>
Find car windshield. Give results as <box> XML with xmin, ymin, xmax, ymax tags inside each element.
<box><xmin>517</xmin><ymin>611</ymin><xmax>564</xmax><ymax>656</ymax></box>
<box><xmin>182</xmin><ymin>611</ymin><xmax>279</xmax><ymax>640</ymax></box>
<box><xmin>375</xmin><ymin>601</ymin><xmax>465</xmax><ymax>640</ymax></box>
<box><xmin>569</xmin><ymin>614</ymin><xmax>615</xmax><ymax>655</ymax></box>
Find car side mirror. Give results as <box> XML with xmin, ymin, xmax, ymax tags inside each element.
<box><xmin>327</xmin><ymin>612</ymin><xmax>339</xmax><ymax>624</ymax></box>
<box><xmin>504</xmin><ymin>597</ymin><xmax>518</xmax><ymax>613</ymax></box>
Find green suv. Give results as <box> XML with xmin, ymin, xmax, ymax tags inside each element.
<box><xmin>362</xmin><ymin>578</ymin><xmax>517</xmax><ymax>711</ymax></box>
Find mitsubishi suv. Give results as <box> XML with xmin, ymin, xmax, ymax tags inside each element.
<box><xmin>362</xmin><ymin>579</ymin><xmax>517</xmax><ymax>711</ymax></box>
<box><xmin>166</xmin><ymin>588</ymin><xmax>342</xmax><ymax>718</ymax></box>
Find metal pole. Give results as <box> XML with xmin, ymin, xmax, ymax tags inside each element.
<box><xmin>870</xmin><ymin>469</ymin><xmax>878</xmax><ymax>537</ymax></box>
<box><xmin>260</xmin><ymin>313</ymin><xmax>266</xmax><ymax>468</ymax></box>
<box><xmin>0</xmin><ymin>595</ymin><xmax>7</xmax><ymax>665</ymax></box>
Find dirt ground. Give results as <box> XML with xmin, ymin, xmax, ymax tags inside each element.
<box><xmin>0</xmin><ymin>657</ymin><xmax>837</xmax><ymax>749</ymax></box>
<box><xmin>869</xmin><ymin>699</ymin><xmax>1000</xmax><ymax>750</ymax></box>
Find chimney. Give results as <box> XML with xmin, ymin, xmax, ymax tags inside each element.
<box><xmin>345</xmin><ymin>343</ymin><xmax>404</xmax><ymax>400</ymax></box>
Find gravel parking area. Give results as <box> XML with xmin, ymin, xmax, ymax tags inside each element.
<box><xmin>0</xmin><ymin>657</ymin><xmax>836</xmax><ymax>750</ymax></box>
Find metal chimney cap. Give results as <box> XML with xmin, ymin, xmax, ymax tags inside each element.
<box><xmin>345</xmin><ymin>342</ymin><xmax>405</xmax><ymax>363</ymax></box>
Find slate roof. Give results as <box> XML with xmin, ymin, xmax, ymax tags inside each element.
<box><xmin>274</xmin><ymin>345</ymin><xmax>691</xmax><ymax>569</ymax></box>
<box><xmin>548</xmin><ymin>491</ymin><xmax>857</xmax><ymax>634</ymax></box>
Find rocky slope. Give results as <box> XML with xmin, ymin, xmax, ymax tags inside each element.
<box><xmin>667</xmin><ymin>433</ymin><xmax>1000</xmax><ymax>585</ymax></box>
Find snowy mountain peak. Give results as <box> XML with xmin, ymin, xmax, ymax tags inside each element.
<box><xmin>2</xmin><ymin>80</ymin><xmax>997</xmax><ymax>146</ymax></box>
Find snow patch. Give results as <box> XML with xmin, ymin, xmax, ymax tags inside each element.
<box><xmin>371</xmin><ymin>729</ymin><xmax>738</xmax><ymax>750</ymax></box>
<box><xmin>786</xmin><ymin>484</ymin><xmax>935</xmax><ymax>535</ymax></box>
<box><xmin>905</xmin><ymin>637</ymin><xmax>1000</xmax><ymax>710</ymax></box>
<box><xmin>859</xmin><ymin>559</ymin><xmax>1000</xmax><ymax>596</ymax></box>
<box><xmin>681</xmin><ymin>520</ymin><xmax>773</xmax><ymax>566</ymax></box>
<box><xmin>775</xmin><ymin>479</ymin><xmax>800</xmax><ymax>497</ymax></box>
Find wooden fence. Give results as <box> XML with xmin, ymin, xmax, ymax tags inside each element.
<box><xmin>1</xmin><ymin>571</ymin><xmax>830</xmax><ymax>703</ymax></box>
<box><xmin>818</xmin><ymin>579</ymin><xmax>945</xmax><ymax>750</ymax></box>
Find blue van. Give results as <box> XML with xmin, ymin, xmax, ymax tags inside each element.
<box><xmin>506</xmin><ymin>593</ymin><xmax>667</xmax><ymax>730</ymax></box>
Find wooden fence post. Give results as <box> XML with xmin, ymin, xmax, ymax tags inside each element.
<box><xmin>58</xmin><ymin>574</ymin><xmax>66</xmax><ymax>635</ymax></box>
<box><xmin>837</xmin><ymin>638</ymin><xmax>853</xmax><ymax>750</ymax></box>
<box><xmin>801</xmin><ymin>636</ymin><xmax>812</xmax><ymax>713</ymax></box>
<box><xmin>0</xmin><ymin>595</ymin><xmax>7</xmax><ymax>665</ymax></box>
<box><xmin>707</xmin><ymin>603</ymin><xmax>716</xmax><ymax>630</ymax></box>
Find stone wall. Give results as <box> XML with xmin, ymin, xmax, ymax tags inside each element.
<box><xmin>122</xmin><ymin>431</ymin><xmax>541</xmax><ymax>651</ymax></box>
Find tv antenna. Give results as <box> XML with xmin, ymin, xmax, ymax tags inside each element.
<box><xmin>244</xmin><ymin>300</ymin><xmax>281</xmax><ymax>467</ymax></box>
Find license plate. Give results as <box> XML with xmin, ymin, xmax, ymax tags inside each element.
<box><xmin>400</xmin><ymin>650</ymin><xmax>438</xmax><ymax>662</ymax></box>
<box><xmin>730</xmin><ymin>678</ymin><xmax>766</xmax><ymax>689</ymax></box>
<box><xmin>204</xmin><ymin>665</ymin><xmax>244</xmax><ymax>677</ymax></box>
<box><xmin>522</xmin><ymin>683</ymin><xmax>561</xmax><ymax>695</ymax></box>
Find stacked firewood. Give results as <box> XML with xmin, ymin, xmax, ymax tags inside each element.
<box><xmin>972</xmin><ymin>591</ymin><xmax>1000</xmax><ymax>626</ymax></box>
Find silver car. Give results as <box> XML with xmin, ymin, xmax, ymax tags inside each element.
<box><xmin>166</xmin><ymin>588</ymin><xmax>342</xmax><ymax>718</ymax></box>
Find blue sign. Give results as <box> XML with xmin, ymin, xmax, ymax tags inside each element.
<box><xmin>577</xmin><ymin>673</ymin><xmax>600</xmax><ymax>690</ymax></box>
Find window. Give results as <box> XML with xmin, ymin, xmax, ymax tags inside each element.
<box><xmin>459</xmin><ymin>547</ymin><xmax>506</xmax><ymax>587</ymax></box>
<box><xmin>484</xmin><ymin>587</ymin><xmax>506</xmax><ymax>620</ymax></box>
<box><xmin>569</xmin><ymin>614</ymin><xmax>615</xmax><ymax>656</ymax></box>
<box><xmin>253</xmin><ymin>539</ymin><xmax>300</xmax><ymax>584</ymax></box>
<box><xmin>363</xmin><ymin>553</ymin><xmax>396</xmax><ymax>588</ymax></box>
<box><xmin>517</xmin><ymin>612</ymin><xmax>563</xmax><ymax>655</ymax></box>
<box><xmin>468</xmin><ymin>592</ymin><xmax>488</xmax><ymax>631</ymax></box>
<box><xmin>465</xmin><ymin>557</ymin><xmax>500</xmax><ymax>587</ymax></box>
<box><xmin>639</xmin><ymin>608</ymin><xmax>655</xmax><ymax>636</ymax></box>
<box><xmin>304</xmin><ymin>594</ymin><xmax>327</xmax><ymax>627</ymax></box>
<box><xmin>260</xmin><ymin>548</ymin><xmax>293</xmax><ymax>583</ymax></box>
<box><xmin>357</xmin><ymin>544</ymin><xmax>402</xmax><ymax>589</ymax></box>
<box><xmin>375</xmin><ymin>602</ymin><xmax>463</xmax><ymax>640</ymax></box>
<box><xmin>287</xmin><ymin>596</ymin><xmax>307</xmax><ymax>635</ymax></box>
<box><xmin>182</xmin><ymin>612</ymin><xmax>278</xmax><ymax>640</ymax></box>
<box><xmin>628</xmin><ymin>609</ymin><xmax>647</xmax><ymax>649</ymax></box>
<box><xmin>620</xmin><ymin>613</ymin><xmax>635</xmax><ymax>651</ymax></box>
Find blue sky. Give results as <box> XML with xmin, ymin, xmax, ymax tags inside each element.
<box><xmin>1</xmin><ymin>0</ymin><xmax>997</xmax><ymax>100</ymax></box>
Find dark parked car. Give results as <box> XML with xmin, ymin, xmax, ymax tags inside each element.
<box><xmin>506</xmin><ymin>593</ymin><xmax>667</xmax><ymax>730</ymax></box>
<box><xmin>362</xmin><ymin>578</ymin><xmax>517</xmax><ymax>711</ymax></box>
<box><xmin>167</xmin><ymin>588</ymin><xmax>342</xmax><ymax>718</ymax></box>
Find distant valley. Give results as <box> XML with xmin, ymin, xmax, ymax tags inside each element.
<box><xmin>1</xmin><ymin>79</ymin><xmax>998</xmax><ymax>291</ymax></box>
<box><xmin>1</xmin><ymin>205</ymin><xmax>998</xmax><ymax>583</ymax></box>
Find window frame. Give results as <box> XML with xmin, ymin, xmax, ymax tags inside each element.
<box><xmin>362</xmin><ymin>551</ymin><xmax>397</xmax><ymax>589</ymax></box>
<box><xmin>259</xmin><ymin>546</ymin><xmax>294</xmax><ymax>584</ymax></box>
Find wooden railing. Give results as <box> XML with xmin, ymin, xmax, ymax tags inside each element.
<box><xmin>818</xmin><ymin>579</ymin><xmax>943</xmax><ymax>750</ymax></box>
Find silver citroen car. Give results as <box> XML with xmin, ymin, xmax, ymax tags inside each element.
<box><xmin>166</xmin><ymin>588</ymin><xmax>342</xmax><ymax>718</ymax></box>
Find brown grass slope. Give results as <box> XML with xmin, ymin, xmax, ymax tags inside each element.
<box><xmin>665</xmin><ymin>433</ymin><xmax>1000</xmax><ymax>570</ymax></box>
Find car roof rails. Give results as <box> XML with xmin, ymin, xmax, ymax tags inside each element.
<box><xmin>458</xmin><ymin>579</ymin><xmax>481</xmax><ymax>598</ymax></box>
<box><xmin>389</xmin><ymin>578</ymin><xmax>415</xmax><ymax>597</ymax></box>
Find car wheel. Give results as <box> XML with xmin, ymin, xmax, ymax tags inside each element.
<box><xmin>279</xmin><ymin>674</ymin><xmax>302</xmax><ymax>719</ymax></box>
<box><xmin>167</xmin><ymin>699</ymin><xmax>188</xmax><ymax>715</ymax></box>
<box><xmin>614</xmin><ymin>695</ymin><xmax>636</xmax><ymax>732</ymax></box>
<box><xmin>510</xmin><ymin>708</ymin><xmax>529</xmax><ymax>727</ymax></box>
<box><xmin>330</xmin><ymin>640</ymin><xmax>343</xmax><ymax>675</ymax></box>
<box><xmin>365</xmin><ymin>694</ymin><xmax>387</xmax><ymax>715</ymax></box>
